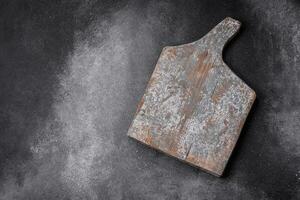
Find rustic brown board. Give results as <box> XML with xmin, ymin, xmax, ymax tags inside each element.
<box><xmin>127</xmin><ymin>17</ymin><xmax>256</xmax><ymax>177</ymax></box>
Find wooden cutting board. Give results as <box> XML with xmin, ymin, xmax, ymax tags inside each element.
<box><xmin>127</xmin><ymin>17</ymin><xmax>256</xmax><ymax>177</ymax></box>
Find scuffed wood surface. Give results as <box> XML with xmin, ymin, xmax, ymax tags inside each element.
<box><xmin>127</xmin><ymin>17</ymin><xmax>256</xmax><ymax>177</ymax></box>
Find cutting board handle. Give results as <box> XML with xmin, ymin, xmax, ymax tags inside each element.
<box><xmin>195</xmin><ymin>17</ymin><xmax>241</xmax><ymax>55</ymax></box>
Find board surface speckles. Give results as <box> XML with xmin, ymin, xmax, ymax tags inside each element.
<box><xmin>127</xmin><ymin>17</ymin><xmax>256</xmax><ymax>177</ymax></box>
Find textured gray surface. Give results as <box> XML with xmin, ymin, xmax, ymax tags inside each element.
<box><xmin>0</xmin><ymin>0</ymin><xmax>299</xmax><ymax>199</ymax></box>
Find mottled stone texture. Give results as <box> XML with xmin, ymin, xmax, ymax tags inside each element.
<box><xmin>128</xmin><ymin>18</ymin><xmax>255</xmax><ymax>176</ymax></box>
<box><xmin>0</xmin><ymin>0</ymin><xmax>299</xmax><ymax>199</ymax></box>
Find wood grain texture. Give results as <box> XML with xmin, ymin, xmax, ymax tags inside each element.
<box><xmin>127</xmin><ymin>17</ymin><xmax>256</xmax><ymax>177</ymax></box>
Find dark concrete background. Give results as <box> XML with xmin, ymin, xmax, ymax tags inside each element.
<box><xmin>0</xmin><ymin>0</ymin><xmax>299</xmax><ymax>199</ymax></box>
